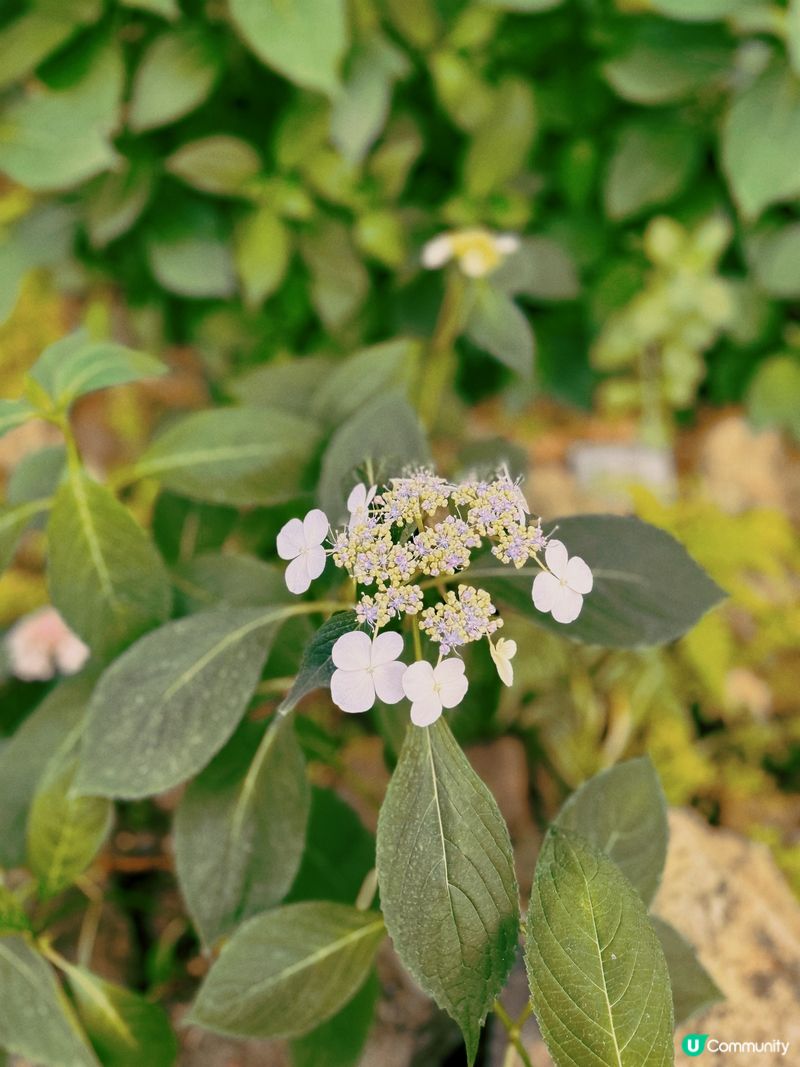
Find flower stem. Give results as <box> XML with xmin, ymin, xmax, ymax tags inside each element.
<box><xmin>417</xmin><ymin>269</ymin><xmax>467</xmax><ymax>429</ymax></box>
<box><xmin>493</xmin><ymin>999</ymin><xmax>535</xmax><ymax>1067</ymax></box>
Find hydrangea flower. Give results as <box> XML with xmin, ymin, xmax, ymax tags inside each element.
<box><xmin>330</xmin><ymin>630</ymin><xmax>406</xmax><ymax>714</ymax></box>
<box><xmin>401</xmin><ymin>658</ymin><xmax>468</xmax><ymax>727</ymax></box>
<box><xmin>277</xmin><ymin>509</ymin><xmax>329</xmax><ymax>594</ymax></box>
<box><xmin>532</xmin><ymin>540</ymin><xmax>593</xmax><ymax>624</ymax></box>
<box><xmin>347</xmin><ymin>482</ymin><xmax>376</xmax><ymax>530</ymax></box>
<box><xmin>421</xmin><ymin>229</ymin><xmax>520</xmax><ymax>278</ymax></box>
<box><xmin>489</xmin><ymin>637</ymin><xmax>517</xmax><ymax>687</ymax></box>
<box><xmin>6</xmin><ymin>606</ymin><xmax>89</xmax><ymax>681</ymax></box>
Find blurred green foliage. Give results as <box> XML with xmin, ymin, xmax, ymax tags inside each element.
<box><xmin>2</xmin><ymin>0</ymin><xmax>800</xmax><ymax>428</ymax></box>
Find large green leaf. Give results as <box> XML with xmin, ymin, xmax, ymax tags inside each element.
<box><xmin>129</xmin><ymin>27</ymin><xmax>221</xmax><ymax>132</ymax></box>
<box><xmin>525</xmin><ymin>828</ymin><xmax>674</xmax><ymax>1067</ymax></box>
<box><xmin>290</xmin><ymin>970</ymin><xmax>379</xmax><ymax>1067</ymax></box>
<box><xmin>0</xmin><ymin>10</ymin><xmax>83</xmax><ymax>91</ymax></box>
<box><xmin>172</xmin><ymin>553</ymin><xmax>289</xmax><ymax>613</ymax></box>
<box><xmin>7</xmin><ymin>447</ymin><xmax>65</xmax><ymax>506</ymax></box>
<box><xmin>62</xmin><ymin>963</ymin><xmax>178</xmax><ymax>1067</ymax></box>
<box><xmin>75</xmin><ymin>606</ymin><xmax>289</xmax><ymax>798</ymax></box>
<box><xmin>604</xmin><ymin>119</ymin><xmax>699</xmax><ymax>220</ymax></box>
<box><xmin>650</xmin><ymin>917</ymin><xmax>722</xmax><ymax>1025</ymax></box>
<box><xmin>463</xmin><ymin>78</ymin><xmax>536</xmax><ymax>196</ymax></box>
<box><xmin>229</xmin><ymin>358</ymin><xmax>333</xmax><ymax>414</ymax></box>
<box><xmin>0</xmin><ymin>399</ymin><xmax>35</xmax><ymax>440</ymax></box>
<box><xmin>465</xmin><ymin>283</ymin><xmax>535</xmax><ymax>378</ymax></box>
<box><xmin>330</xmin><ymin>38</ymin><xmax>407</xmax><ymax>164</ymax></box>
<box><xmin>722</xmin><ymin>59</ymin><xmax>800</xmax><ymax>220</ymax></box>
<box><xmin>376</xmin><ymin>718</ymin><xmax>520</xmax><ymax>1064</ymax></box>
<box><xmin>0</xmin><ymin>498</ymin><xmax>51</xmax><ymax>573</ymax></box>
<box><xmin>481</xmin><ymin>514</ymin><xmax>725</xmax><ymax>648</ymax></box>
<box><xmin>0</xmin><ymin>936</ymin><xmax>98</xmax><ymax>1067</ymax></box>
<box><xmin>27</xmin><ymin>754</ymin><xmax>113</xmax><ymax>898</ymax></box>
<box><xmin>28</xmin><ymin>330</ymin><xmax>166</xmax><ymax>410</ymax></box>
<box><xmin>310</xmin><ymin>338</ymin><xmax>417</xmax><ymax>428</ymax></box>
<box><xmin>228</xmin><ymin>0</ymin><xmax>348</xmax><ymax>97</ymax></box>
<box><xmin>47</xmin><ymin>473</ymin><xmax>171</xmax><ymax>658</ymax></box>
<box><xmin>555</xmin><ymin>757</ymin><xmax>668</xmax><ymax>906</ymax></box>
<box><xmin>0</xmin><ymin>675</ymin><xmax>93</xmax><ymax>867</ymax></box>
<box><xmin>279</xmin><ymin>611</ymin><xmax>358</xmax><ymax>715</ymax></box>
<box><xmin>133</xmin><ymin>408</ymin><xmax>319</xmax><ymax>506</ymax></box>
<box><xmin>188</xmin><ymin>902</ymin><xmax>385</xmax><ymax>1039</ymax></box>
<box><xmin>174</xmin><ymin>716</ymin><xmax>310</xmax><ymax>947</ymax></box>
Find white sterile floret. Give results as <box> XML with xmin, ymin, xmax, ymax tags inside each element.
<box><xmin>420</xmin><ymin>234</ymin><xmax>454</xmax><ymax>270</ymax></box>
<box><xmin>531</xmin><ymin>539</ymin><xmax>593</xmax><ymax>624</ymax></box>
<box><xmin>402</xmin><ymin>658</ymin><xmax>468</xmax><ymax>727</ymax></box>
<box><xmin>330</xmin><ymin>630</ymin><xmax>406</xmax><ymax>714</ymax></box>
<box><xmin>277</xmin><ymin>508</ymin><xmax>329</xmax><ymax>594</ymax></box>
<box><xmin>6</xmin><ymin>606</ymin><xmax>90</xmax><ymax>682</ymax></box>
<box><xmin>347</xmin><ymin>482</ymin><xmax>377</xmax><ymax>530</ymax></box>
<box><xmin>421</xmin><ymin>229</ymin><xmax>521</xmax><ymax>278</ymax></box>
<box><xmin>489</xmin><ymin>637</ymin><xmax>517</xmax><ymax>687</ymax></box>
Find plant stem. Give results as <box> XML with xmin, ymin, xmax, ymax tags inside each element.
<box><xmin>493</xmin><ymin>999</ymin><xmax>535</xmax><ymax>1067</ymax></box>
<box><xmin>417</xmin><ymin>269</ymin><xmax>467</xmax><ymax>429</ymax></box>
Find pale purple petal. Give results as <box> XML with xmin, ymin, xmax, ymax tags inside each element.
<box><xmin>330</xmin><ymin>668</ymin><xmax>375</xmax><ymax>713</ymax></box>
<box><xmin>347</xmin><ymin>483</ymin><xmax>367</xmax><ymax>513</ymax></box>
<box><xmin>373</xmin><ymin>660</ymin><xmax>406</xmax><ymax>704</ymax></box>
<box><xmin>544</xmin><ymin>539</ymin><xmax>568</xmax><ymax>579</ymax></box>
<box><xmin>303</xmin><ymin>508</ymin><xmax>329</xmax><ymax>546</ymax></box>
<box><xmin>434</xmin><ymin>658</ymin><xmax>466</xmax><ymax>687</ymax></box>
<box><xmin>566</xmin><ymin>556</ymin><xmax>593</xmax><ymax>595</ymax></box>
<box><xmin>332</xmin><ymin>630</ymin><xmax>372</xmax><ymax>670</ymax></box>
<box><xmin>532</xmin><ymin>571</ymin><xmax>560</xmax><ymax>613</ymax></box>
<box><xmin>305</xmin><ymin>545</ymin><xmax>327</xmax><ymax>583</ymax></box>
<box><xmin>277</xmin><ymin>517</ymin><xmax>305</xmax><ymax>560</ymax></box>
<box><xmin>371</xmin><ymin>630</ymin><xmax>404</xmax><ymax>666</ymax></box>
<box><xmin>551</xmin><ymin>586</ymin><xmax>584</xmax><ymax>624</ymax></box>
<box><xmin>402</xmin><ymin>661</ymin><xmax>436</xmax><ymax>702</ymax></box>
<box><xmin>285</xmin><ymin>555</ymin><xmax>312</xmax><ymax>594</ymax></box>
<box><xmin>437</xmin><ymin>660</ymin><xmax>468</xmax><ymax>709</ymax></box>
<box><xmin>410</xmin><ymin>696</ymin><xmax>443</xmax><ymax>727</ymax></box>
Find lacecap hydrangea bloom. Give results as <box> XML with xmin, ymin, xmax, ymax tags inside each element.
<box><xmin>276</xmin><ymin>467</ymin><xmax>593</xmax><ymax>726</ymax></box>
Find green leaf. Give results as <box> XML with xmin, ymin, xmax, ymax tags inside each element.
<box><xmin>0</xmin><ymin>499</ymin><xmax>51</xmax><ymax>573</ymax></box>
<box><xmin>376</xmin><ymin>718</ymin><xmax>520</xmax><ymax>1064</ymax></box>
<box><xmin>234</xmin><ymin>206</ymin><xmax>291</xmax><ymax>307</ymax></box>
<box><xmin>748</xmin><ymin>224</ymin><xmax>800</xmax><ymax>299</ymax></box>
<box><xmin>300</xmin><ymin>220</ymin><xmax>370</xmax><ymax>331</ymax></box>
<box><xmin>0</xmin><ymin>11</ymin><xmax>82</xmax><ymax>91</ymax></box>
<box><xmin>318</xmin><ymin>391</ymin><xmax>429</xmax><ymax>520</ymax></box>
<box><xmin>746</xmin><ymin>354</ymin><xmax>800</xmax><ymax>440</ymax></box>
<box><xmin>287</xmin><ymin>787</ymin><xmax>375</xmax><ymax>906</ymax></box>
<box><xmin>229</xmin><ymin>357</ymin><xmax>333</xmax><ymax>414</ymax></box>
<box><xmin>555</xmin><ymin>757</ymin><xmax>668</xmax><ymax>906</ymax></box>
<box><xmin>0</xmin><ymin>883</ymin><xmax>30</xmax><ymax>933</ymax></box>
<box><xmin>48</xmin><ymin>473</ymin><xmax>171</xmax><ymax>658</ymax></box>
<box><xmin>650</xmin><ymin>918</ymin><xmax>723</xmax><ymax>1025</ymax></box>
<box><xmin>146</xmin><ymin>220</ymin><xmax>236</xmax><ymax>299</ymax></box>
<box><xmin>604</xmin><ymin>119</ymin><xmax>699</xmax><ymax>220</ymax></box>
<box><xmin>330</xmin><ymin>38</ymin><xmax>407</xmax><ymax>164</ymax></box>
<box><xmin>228</xmin><ymin>0</ymin><xmax>348</xmax><ymax>97</ymax></box>
<box><xmin>0</xmin><ymin>399</ymin><xmax>36</xmax><ymax>440</ymax></box>
<box><xmin>279</xmin><ymin>611</ymin><xmax>358</xmax><ymax>715</ymax></box>
<box><xmin>649</xmin><ymin>0</ymin><xmax>754</xmax><ymax>19</ymax></box>
<box><xmin>27</xmin><ymin>754</ymin><xmax>112</xmax><ymax>899</ymax></box>
<box><xmin>189</xmin><ymin>902</ymin><xmax>384</xmax><ymax>1039</ymax></box>
<box><xmin>166</xmin><ymin>135</ymin><xmax>262</xmax><ymax>197</ymax></box>
<box><xmin>722</xmin><ymin>59</ymin><xmax>800</xmax><ymax>220</ymax></box>
<box><xmin>129</xmin><ymin>27</ymin><xmax>221</xmax><ymax>132</ymax></box>
<box><xmin>0</xmin><ymin>936</ymin><xmax>98</xmax><ymax>1067</ymax></box>
<box><xmin>290</xmin><ymin>970</ymin><xmax>379</xmax><ymax>1067</ymax></box>
<box><xmin>0</xmin><ymin>204</ymin><xmax>76</xmax><ymax>326</ymax></box>
<box><xmin>492</xmin><ymin>236</ymin><xmax>579</xmax><ymax>301</ymax></box>
<box><xmin>310</xmin><ymin>338</ymin><xmax>418</xmax><ymax>427</ymax></box>
<box><xmin>465</xmin><ymin>283</ymin><xmax>535</xmax><ymax>378</ymax></box>
<box><xmin>7</xmin><ymin>447</ymin><xmax>65</xmax><ymax>506</ymax></box>
<box><xmin>482</xmin><ymin>514</ymin><xmax>725</xmax><ymax>648</ymax></box>
<box><xmin>175</xmin><ymin>716</ymin><xmax>310</xmax><ymax>947</ymax></box>
<box><xmin>172</xmin><ymin>553</ymin><xmax>289</xmax><ymax>613</ymax></box>
<box><xmin>28</xmin><ymin>330</ymin><xmax>166</xmax><ymax>410</ymax></box>
<box><xmin>790</xmin><ymin>0</ymin><xmax>800</xmax><ymax>78</ymax></box>
<box><xmin>463</xmin><ymin>78</ymin><xmax>536</xmax><ymax>197</ymax></box>
<box><xmin>86</xmin><ymin>158</ymin><xmax>155</xmax><ymax>250</ymax></box>
<box><xmin>0</xmin><ymin>675</ymin><xmax>93</xmax><ymax>867</ymax></box>
<box><xmin>525</xmin><ymin>828</ymin><xmax>674</xmax><ymax>1067</ymax></box>
<box><xmin>483</xmin><ymin>0</ymin><xmax>563</xmax><ymax>9</ymax></box>
<box><xmin>62</xmin><ymin>963</ymin><xmax>178</xmax><ymax>1067</ymax></box>
<box><xmin>121</xmin><ymin>0</ymin><xmax>180</xmax><ymax>18</ymax></box>
<box><xmin>75</xmin><ymin>606</ymin><xmax>291</xmax><ymax>798</ymax></box>
<box><xmin>133</xmin><ymin>407</ymin><xmax>319</xmax><ymax>506</ymax></box>
<box><xmin>0</xmin><ymin>38</ymin><xmax>123</xmax><ymax>191</ymax></box>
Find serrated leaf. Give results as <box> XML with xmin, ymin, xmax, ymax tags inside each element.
<box><xmin>525</xmin><ymin>828</ymin><xmax>674</xmax><ymax>1067</ymax></box>
<box><xmin>0</xmin><ymin>399</ymin><xmax>36</xmax><ymax>440</ymax></box>
<box><xmin>129</xmin><ymin>27</ymin><xmax>221</xmax><ymax>132</ymax></box>
<box><xmin>189</xmin><ymin>902</ymin><xmax>385</xmax><ymax>1039</ymax></box>
<box><xmin>376</xmin><ymin>718</ymin><xmax>520</xmax><ymax>1064</ymax></box>
<box><xmin>28</xmin><ymin>330</ymin><xmax>166</xmax><ymax>409</ymax></box>
<box><xmin>0</xmin><ymin>675</ymin><xmax>93</xmax><ymax>867</ymax></box>
<box><xmin>278</xmin><ymin>611</ymin><xmax>358</xmax><ymax>715</ymax></box>
<box><xmin>175</xmin><ymin>716</ymin><xmax>310</xmax><ymax>947</ymax></box>
<box><xmin>465</xmin><ymin>283</ymin><xmax>535</xmax><ymax>378</ymax></box>
<box><xmin>290</xmin><ymin>969</ymin><xmax>379</xmax><ymax>1067</ymax></box>
<box><xmin>481</xmin><ymin>514</ymin><xmax>725</xmax><ymax>648</ymax></box>
<box><xmin>47</xmin><ymin>473</ymin><xmax>171</xmax><ymax>658</ymax></box>
<box><xmin>133</xmin><ymin>408</ymin><xmax>319</xmax><ymax>506</ymax></box>
<box><xmin>287</xmin><ymin>787</ymin><xmax>375</xmax><ymax>906</ymax></box>
<box><xmin>310</xmin><ymin>339</ymin><xmax>418</xmax><ymax>428</ymax></box>
<box><xmin>229</xmin><ymin>0</ymin><xmax>348</xmax><ymax>97</ymax></box>
<box><xmin>650</xmin><ymin>917</ymin><xmax>723</xmax><ymax>1025</ymax></box>
<box><xmin>62</xmin><ymin>963</ymin><xmax>178</xmax><ymax>1067</ymax></box>
<box><xmin>0</xmin><ymin>498</ymin><xmax>51</xmax><ymax>573</ymax></box>
<box><xmin>556</xmin><ymin>757</ymin><xmax>668</xmax><ymax>906</ymax></box>
<box><xmin>165</xmin><ymin>135</ymin><xmax>262</xmax><ymax>196</ymax></box>
<box><xmin>27</xmin><ymin>751</ymin><xmax>112</xmax><ymax>898</ymax></box>
<box><xmin>0</xmin><ymin>937</ymin><xmax>98</xmax><ymax>1067</ymax></box>
<box><xmin>75</xmin><ymin>605</ymin><xmax>293</xmax><ymax>799</ymax></box>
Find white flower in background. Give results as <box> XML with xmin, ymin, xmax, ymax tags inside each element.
<box><xmin>330</xmin><ymin>630</ymin><xmax>406</xmax><ymax>714</ymax></box>
<box><xmin>277</xmin><ymin>509</ymin><xmax>329</xmax><ymax>594</ymax></box>
<box><xmin>6</xmin><ymin>606</ymin><xmax>89</xmax><ymax>682</ymax></box>
<box><xmin>421</xmin><ymin>228</ymin><xmax>520</xmax><ymax>278</ymax></box>
<box><xmin>489</xmin><ymin>637</ymin><xmax>517</xmax><ymax>687</ymax></box>
<box><xmin>402</xmin><ymin>658</ymin><xmax>469</xmax><ymax>727</ymax></box>
<box><xmin>347</xmin><ymin>482</ymin><xmax>377</xmax><ymax>530</ymax></box>
<box><xmin>532</xmin><ymin>540</ymin><xmax>593</xmax><ymax>624</ymax></box>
